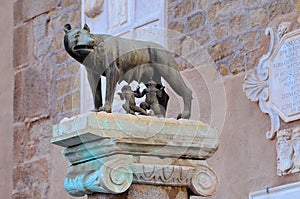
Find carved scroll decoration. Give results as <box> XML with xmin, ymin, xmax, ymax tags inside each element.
<box><xmin>84</xmin><ymin>0</ymin><xmax>104</xmax><ymax>18</ymax></box>
<box><xmin>64</xmin><ymin>157</ymin><xmax>133</xmax><ymax>196</ymax></box>
<box><xmin>243</xmin><ymin>27</ymin><xmax>280</xmax><ymax>140</ymax></box>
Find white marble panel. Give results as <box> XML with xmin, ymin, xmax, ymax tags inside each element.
<box><xmin>249</xmin><ymin>182</ymin><xmax>300</xmax><ymax>199</ymax></box>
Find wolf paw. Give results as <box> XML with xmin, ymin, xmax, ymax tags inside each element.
<box><xmin>177</xmin><ymin>111</ymin><xmax>191</xmax><ymax>119</ymax></box>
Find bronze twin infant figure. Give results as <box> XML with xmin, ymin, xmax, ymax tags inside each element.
<box><xmin>63</xmin><ymin>23</ymin><xmax>192</xmax><ymax>119</ymax></box>
<box><xmin>118</xmin><ymin>81</ymin><xmax>169</xmax><ymax>117</ymax></box>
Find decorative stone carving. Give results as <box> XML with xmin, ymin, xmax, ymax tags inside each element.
<box><xmin>243</xmin><ymin>17</ymin><xmax>300</xmax><ymax>139</ymax></box>
<box><xmin>51</xmin><ymin>112</ymin><xmax>220</xmax><ymax>197</ymax></box>
<box><xmin>243</xmin><ymin>26</ymin><xmax>280</xmax><ymax>139</ymax></box>
<box><xmin>243</xmin><ymin>13</ymin><xmax>300</xmax><ymax>177</ymax></box>
<box><xmin>190</xmin><ymin>165</ymin><xmax>218</xmax><ymax>196</ymax></box>
<box><xmin>278</xmin><ymin>22</ymin><xmax>292</xmax><ymax>41</ymax></box>
<box><xmin>84</xmin><ymin>0</ymin><xmax>104</xmax><ymax>18</ymax></box>
<box><xmin>276</xmin><ymin>127</ymin><xmax>300</xmax><ymax>176</ymax></box>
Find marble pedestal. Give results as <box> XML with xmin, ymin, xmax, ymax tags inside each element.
<box><xmin>51</xmin><ymin>112</ymin><xmax>220</xmax><ymax>198</ymax></box>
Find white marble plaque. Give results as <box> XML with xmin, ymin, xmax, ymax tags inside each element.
<box><xmin>270</xmin><ymin>30</ymin><xmax>300</xmax><ymax>122</ymax></box>
<box><xmin>244</xmin><ymin>27</ymin><xmax>300</xmax><ymax>139</ymax></box>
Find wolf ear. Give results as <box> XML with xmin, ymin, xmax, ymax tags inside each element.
<box><xmin>83</xmin><ymin>23</ymin><xmax>91</xmax><ymax>32</ymax></box>
<box><xmin>64</xmin><ymin>24</ymin><xmax>72</xmax><ymax>33</ymax></box>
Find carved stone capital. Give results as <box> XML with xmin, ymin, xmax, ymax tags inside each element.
<box><xmin>52</xmin><ymin>112</ymin><xmax>220</xmax><ymax>197</ymax></box>
<box><xmin>64</xmin><ymin>155</ymin><xmax>133</xmax><ymax>196</ymax></box>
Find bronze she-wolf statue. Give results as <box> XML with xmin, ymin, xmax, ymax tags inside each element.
<box><xmin>63</xmin><ymin>23</ymin><xmax>192</xmax><ymax>119</ymax></box>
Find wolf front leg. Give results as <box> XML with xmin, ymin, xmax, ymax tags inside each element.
<box><xmin>86</xmin><ymin>68</ymin><xmax>102</xmax><ymax>111</ymax></box>
<box><xmin>99</xmin><ymin>64</ymin><xmax>120</xmax><ymax>113</ymax></box>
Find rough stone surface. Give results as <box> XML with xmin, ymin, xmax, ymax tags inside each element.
<box><xmin>13</xmin><ymin>0</ymin><xmax>82</xmax><ymax>198</ymax></box>
<box><xmin>13</xmin><ymin>24</ymin><xmax>28</xmax><ymax>68</ymax></box>
<box><xmin>168</xmin><ymin>0</ymin><xmax>296</xmax><ymax>76</ymax></box>
<box><xmin>14</xmin><ymin>0</ymin><xmax>60</xmax><ymax>25</ymax></box>
<box><xmin>127</xmin><ymin>185</ymin><xmax>188</xmax><ymax>199</ymax></box>
<box><xmin>88</xmin><ymin>185</ymin><xmax>188</xmax><ymax>199</ymax></box>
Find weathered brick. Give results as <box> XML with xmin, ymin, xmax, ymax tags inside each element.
<box><xmin>169</xmin><ymin>21</ymin><xmax>185</xmax><ymax>33</ymax></box>
<box><xmin>14</xmin><ymin>24</ymin><xmax>28</xmax><ymax>68</ymax></box>
<box><xmin>56</xmin><ymin>78</ymin><xmax>72</xmax><ymax>97</ymax></box>
<box><xmin>213</xmin><ymin>0</ymin><xmax>241</xmax><ymax>22</ymax></box>
<box><xmin>241</xmin><ymin>0</ymin><xmax>263</xmax><ymax>7</ymax></box>
<box><xmin>71</xmin><ymin>10</ymin><xmax>81</xmax><ymax>24</ymax></box>
<box><xmin>35</xmin><ymin>37</ymin><xmax>52</xmax><ymax>58</ymax></box>
<box><xmin>269</xmin><ymin>0</ymin><xmax>292</xmax><ymax>20</ymax></box>
<box><xmin>33</xmin><ymin>15</ymin><xmax>47</xmax><ymax>42</ymax></box>
<box><xmin>229</xmin><ymin>55</ymin><xmax>245</xmax><ymax>75</ymax></box>
<box><xmin>14</xmin><ymin>66</ymin><xmax>50</xmax><ymax>122</ymax></box>
<box><xmin>245</xmin><ymin>48</ymin><xmax>262</xmax><ymax>70</ymax></box>
<box><xmin>72</xmin><ymin>91</ymin><xmax>81</xmax><ymax>109</ymax></box>
<box><xmin>50</xmin><ymin>31</ymin><xmax>64</xmax><ymax>51</ymax></box>
<box><xmin>230</xmin><ymin>14</ymin><xmax>248</xmax><ymax>36</ymax></box>
<box><xmin>13</xmin><ymin>124</ymin><xmax>29</xmax><ymax>164</ymax></box>
<box><xmin>214</xmin><ymin>22</ymin><xmax>229</xmax><ymax>39</ymax></box>
<box><xmin>12</xmin><ymin>190</ymin><xmax>31</xmax><ymax>199</ymax></box>
<box><xmin>249</xmin><ymin>8</ymin><xmax>267</xmax><ymax>29</ymax></box>
<box><xmin>63</xmin><ymin>95</ymin><xmax>73</xmax><ymax>111</ymax></box>
<box><xmin>14</xmin><ymin>72</ymin><xmax>25</xmax><ymax>122</ymax></box>
<box><xmin>187</xmin><ymin>12</ymin><xmax>204</xmax><ymax>32</ymax></box>
<box><xmin>190</xmin><ymin>28</ymin><xmax>210</xmax><ymax>46</ymax></box>
<box><xmin>14</xmin><ymin>0</ymin><xmax>60</xmax><ymax>25</ymax></box>
<box><xmin>295</xmin><ymin>0</ymin><xmax>300</xmax><ymax>11</ymax></box>
<box><xmin>64</xmin><ymin>0</ymin><xmax>81</xmax><ymax>7</ymax></box>
<box><xmin>209</xmin><ymin>40</ymin><xmax>234</xmax><ymax>62</ymax></box>
<box><xmin>167</xmin><ymin>37</ymin><xmax>182</xmax><ymax>56</ymax></box>
<box><xmin>55</xmin><ymin>50</ymin><xmax>69</xmax><ymax>63</ymax></box>
<box><xmin>63</xmin><ymin>91</ymin><xmax>81</xmax><ymax>112</ymax></box>
<box><xmin>207</xmin><ymin>2</ymin><xmax>221</xmax><ymax>22</ymax></box>
<box><xmin>174</xmin><ymin>0</ymin><xmax>192</xmax><ymax>18</ymax></box>
<box><xmin>73</xmin><ymin>74</ymin><xmax>81</xmax><ymax>90</ymax></box>
<box><xmin>55</xmin><ymin>12</ymin><xmax>70</xmax><ymax>31</ymax></box>
<box><xmin>13</xmin><ymin>159</ymin><xmax>49</xmax><ymax>191</ymax></box>
<box><xmin>55</xmin><ymin>63</ymin><xmax>79</xmax><ymax>79</ymax></box>
<box><xmin>29</xmin><ymin>119</ymin><xmax>52</xmax><ymax>140</ymax></box>
<box><xmin>181</xmin><ymin>37</ymin><xmax>195</xmax><ymax>56</ymax></box>
<box><xmin>24</xmin><ymin>66</ymin><xmax>50</xmax><ymax>117</ymax></box>
<box><xmin>236</xmin><ymin>32</ymin><xmax>257</xmax><ymax>52</ymax></box>
<box><xmin>66</xmin><ymin>61</ymin><xmax>80</xmax><ymax>75</ymax></box>
<box><xmin>56</xmin><ymin>98</ymin><xmax>63</xmax><ymax>113</ymax></box>
<box><xmin>192</xmin><ymin>0</ymin><xmax>211</xmax><ymax>10</ymax></box>
<box><xmin>219</xmin><ymin>65</ymin><xmax>229</xmax><ymax>76</ymax></box>
<box><xmin>13</xmin><ymin>0</ymin><xmax>82</xmax><ymax>198</ymax></box>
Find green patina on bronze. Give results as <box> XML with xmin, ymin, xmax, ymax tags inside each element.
<box><xmin>63</xmin><ymin>23</ymin><xmax>192</xmax><ymax>119</ymax></box>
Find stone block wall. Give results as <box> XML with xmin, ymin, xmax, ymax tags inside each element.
<box><xmin>13</xmin><ymin>0</ymin><xmax>81</xmax><ymax>198</ymax></box>
<box><xmin>168</xmin><ymin>0</ymin><xmax>298</xmax><ymax>75</ymax></box>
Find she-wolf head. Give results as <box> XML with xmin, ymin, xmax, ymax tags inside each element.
<box><xmin>63</xmin><ymin>23</ymin><xmax>96</xmax><ymax>57</ymax></box>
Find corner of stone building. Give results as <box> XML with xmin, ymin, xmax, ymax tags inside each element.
<box><xmin>12</xmin><ymin>0</ymin><xmax>82</xmax><ymax>198</ymax></box>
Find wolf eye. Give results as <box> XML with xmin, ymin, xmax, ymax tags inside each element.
<box><xmin>74</xmin><ymin>31</ymin><xmax>80</xmax><ymax>39</ymax></box>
